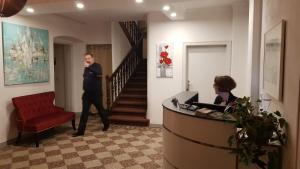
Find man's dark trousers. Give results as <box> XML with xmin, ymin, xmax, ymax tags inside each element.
<box><xmin>77</xmin><ymin>91</ymin><xmax>109</xmax><ymax>135</ymax></box>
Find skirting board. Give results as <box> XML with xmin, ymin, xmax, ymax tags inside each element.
<box><xmin>0</xmin><ymin>137</ymin><xmax>17</xmax><ymax>148</ymax></box>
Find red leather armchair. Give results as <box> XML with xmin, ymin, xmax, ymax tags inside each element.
<box><xmin>12</xmin><ymin>92</ymin><xmax>76</xmax><ymax>147</ymax></box>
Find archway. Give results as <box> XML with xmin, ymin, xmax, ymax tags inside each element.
<box><xmin>53</xmin><ymin>36</ymin><xmax>84</xmax><ymax>112</ymax></box>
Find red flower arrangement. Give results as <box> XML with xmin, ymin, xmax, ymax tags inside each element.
<box><xmin>159</xmin><ymin>45</ymin><xmax>172</xmax><ymax>66</ymax></box>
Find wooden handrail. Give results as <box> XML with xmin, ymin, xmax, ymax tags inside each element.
<box><xmin>119</xmin><ymin>21</ymin><xmax>141</xmax><ymax>47</ymax></box>
<box><xmin>108</xmin><ymin>37</ymin><xmax>144</xmax><ymax>80</ymax></box>
<box><xmin>106</xmin><ymin>21</ymin><xmax>144</xmax><ymax>110</ymax></box>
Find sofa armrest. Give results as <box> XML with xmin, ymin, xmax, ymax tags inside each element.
<box><xmin>54</xmin><ymin>106</ymin><xmax>65</xmax><ymax>113</ymax></box>
<box><xmin>53</xmin><ymin>106</ymin><xmax>75</xmax><ymax>119</ymax></box>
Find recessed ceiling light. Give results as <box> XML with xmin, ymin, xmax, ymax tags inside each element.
<box><xmin>26</xmin><ymin>7</ymin><xmax>34</xmax><ymax>13</ymax></box>
<box><xmin>163</xmin><ymin>5</ymin><xmax>170</xmax><ymax>11</ymax></box>
<box><xmin>76</xmin><ymin>2</ymin><xmax>85</xmax><ymax>9</ymax></box>
<box><xmin>171</xmin><ymin>12</ymin><xmax>177</xmax><ymax>17</ymax></box>
<box><xmin>136</xmin><ymin>0</ymin><xmax>143</xmax><ymax>3</ymax></box>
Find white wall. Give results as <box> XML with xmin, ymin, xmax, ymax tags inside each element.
<box><xmin>0</xmin><ymin>15</ymin><xmax>111</xmax><ymax>144</ymax></box>
<box><xmin>231</xmin><ymin>1</ymin><xmax>250</xmax><ymax>97</ymax></box>
<box><xmin>111</xmin><ymin>21</ymin><xmax>132</xmax><ymax>71</ymax></box>
<box><xmin>258</xmin><ymin>0</ymin><xmax>300</xmax><ymax>168</ymax></box>
<box><xmin>147</xmin><ymin>5</ymin><xmax>250</xmax><ymax>124</ymax></box>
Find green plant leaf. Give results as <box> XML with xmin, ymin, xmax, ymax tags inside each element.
<box><xmin>279</xmin><ymin>118</ymin><xmax>286</xmax><ymax>128</ymax></box>
<box><xmin>274</xmin><ymin>111</ymin><xmax>282</xmax><ymax>117</ymax></box>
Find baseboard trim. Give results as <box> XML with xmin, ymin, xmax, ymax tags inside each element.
<box><xmin>0</xmin><ymin>137</ymin><xmax>17</xmax><ymax>149</ymax></box>
<box><xmin>149</xmin><ymin>124</ymin><xmax>162</xmax><ymax>128</ymax></box>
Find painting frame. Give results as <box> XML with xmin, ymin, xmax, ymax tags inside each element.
<box><xmin>263</xmin><ymin>20</ymin><xmax>286</xmax><ymax>101</ymax></box>
<box><xmin>156</xmin><ymin>42</ymin><xmax>174</xmax><ymax>78</ymax></box>
<box><xmin>2</xmin><ymin>22</ymin><xmax>50</xmax><ymax>86</ymax></box>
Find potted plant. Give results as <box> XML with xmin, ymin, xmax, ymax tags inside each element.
<box><xmin>224</xmin><ymin>97</ymin><xmax>287</xmax><ymax>169</ymax></box>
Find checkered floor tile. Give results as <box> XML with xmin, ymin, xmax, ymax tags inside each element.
<box><xmin>0</xmin><ymin>116</ymin><xmax>163</xmax><ymax>169</ymax></box>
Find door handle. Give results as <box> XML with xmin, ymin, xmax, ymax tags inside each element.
<box><xmin>186</xmin><ymin>80</ymin><xmax>190</xmax><ymax>91</ymax></box>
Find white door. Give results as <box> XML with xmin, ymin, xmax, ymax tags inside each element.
<box><xmin>187</xmin><ymin>44</ymin><xmax>231</xmax><ymax>104</ymax></box>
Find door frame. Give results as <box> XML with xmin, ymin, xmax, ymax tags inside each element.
<box><xmin>182</xmin><ymin>41</ymin><xmax>232</xmax><ymax>91</ymax></box>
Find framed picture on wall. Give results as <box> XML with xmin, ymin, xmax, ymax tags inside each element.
<box><xmin>156</xmin><ymin>43</ymin><xmax>173</xmax><ymax>78</ymax></box>
<box><xmin>2</xmin><ymin>22</ymin><xmax>49</xmax><ymax>86</ymax></box>
<box><xmin>263</xmin><ymin>20</ymin><xmax>286</xmax><ymax>101</ymax></box>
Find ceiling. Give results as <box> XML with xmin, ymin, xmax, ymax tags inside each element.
<box><xmin>22</xmin><ymin>0</ymin><xmax>244</xmax><ymax>23</ymax></box>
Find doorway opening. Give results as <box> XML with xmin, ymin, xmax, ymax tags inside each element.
<box><xmin>183</xmin><ymin>42</ymin><xmax>232</xmax><ymax>103</ymax></box>
<box><xmin>54</xmin><ymin>44</ymin><xmax>71</xmax><ymax>109</ymax></box>
<box><xmin>86</xmin><ymin>44</ymin><xmax>112</xmax><ymax>113</ymax></box>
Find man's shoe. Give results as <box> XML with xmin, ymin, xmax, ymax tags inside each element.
<box><xmin>102</xmin><ymin>124</ymin><xmax>110</xmax><ymax>131</ymax></box>
<box><xmin>72</xmin><ymin>132</ymin><xmax>84</xmax><ymax>137</ymax></box>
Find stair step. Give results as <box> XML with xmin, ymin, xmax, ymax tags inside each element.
<box><xmin>117</xmin><ymin>97</ymin><xmax>147</xmax><ymax>103</ymax></box>
<box><xmin>111</xmin><ymin>104</ymin><xmax>147</xmax><ymax>116</ymax></box>
<box><xmin>127</xmin><ymin>81</ymin><xmax>147</xmax><ymax>85</ymax></box>
<box><xmin>111</xmin><ymin>106</ymin><xmax>146</xmax><ymax>113</ymax></box>
<box><xmin>135</xmin><ymin>71</ymin><xmax>147</xmax><ymax>73</ymax></box>
<box><xmin>108</xmin><ymin>57</ymin><xmax>148</xmax><ymax>126</ymax></box>
<box><xmin>129</xmin><ymin>78</ymin><xmax>147</xmax><ymax>82</ymax></box>
<box><xmin>122</xmin><ymin>88</ymin><xmax>147</xmax><ymax>95</ymax></box>
<box><xmin>130</xmin><ymin>76</ymin><xmax>146</xmax><ymax>79</ymax></box>
<box><xmin>124</xmin><ymin>88</ymin><xmax>147</xmax><ymax>92</ymax></box>
<box><xmin>119</xmin><ymin>94</ymin><xmax>147</xmax><ymax>99</ymax></box>
<box><xmin>116</xmin><ymin>100</ymin><xmax>147</xmax><ymax>106</ymax></box>
<box><xmin>122</xmin><ymin>91</ymin><xmax>146</xmax><ymax>96</ymax></box>
<box><xmin>135</xmin><ymin>68</ymin><xmax>147</xmax><ymax>71</ymax></box>
<box><xmin>123</xmin><ymin>88</ymin><xmax>147</xmax><ymax>95</ymax></box>
<box><xmin>132</xmin><ymin>73</ymin><xmax>147</xmax><ymax>77</ymax></box>
<box><xmin>109</xmin><ymin>115</ymin><xmax>149</xmax><ymax>126</ymax></box>
<box><xmin>126</xmin><ymin>85</ymin><xmax>147</xmax><ymax>89</ymax></box>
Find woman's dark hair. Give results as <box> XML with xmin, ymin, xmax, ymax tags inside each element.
<box><xmin>214</xmin><ymin>76</ymin><xmax>236</xmax><ymax>92</ymax></box>
<box><xmin>85</xmin><ymin>53</ymin><xmax>94</xmax><ymax>57</ymax></box>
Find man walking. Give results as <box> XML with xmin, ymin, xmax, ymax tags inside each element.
<box><xmin>73</xmin><ymin>53</ymin><xmax>109</xmax><ymax>137</ymax></box>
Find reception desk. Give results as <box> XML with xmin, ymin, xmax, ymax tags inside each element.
<box><xmin>162</xmin><ymin>92</ymin><xmax>237</xmax><ymax>169</ymax></box>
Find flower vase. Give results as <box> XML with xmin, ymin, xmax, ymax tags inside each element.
<box><xmin>160</xmin><ymin>64</ymin><xmax>167</xmax><ymax>77</ymax></box>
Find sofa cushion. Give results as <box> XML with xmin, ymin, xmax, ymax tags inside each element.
<box><xmin>24</xmin><ymin>111</ymin><xmax>75</xmax><ymax>132</ymax></box>
<box><xmin>13</xmin><ymin>92</ymin><xmax>56</xmax><ymax>121</ymax></box>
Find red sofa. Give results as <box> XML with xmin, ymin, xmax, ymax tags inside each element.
<box><xmin>12</xmin><ymin>92</ymin><xmax>76</xmax><ymax>147</ymax></box>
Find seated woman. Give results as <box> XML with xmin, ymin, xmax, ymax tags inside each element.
<box><xmin>213</xmin><ymin>75</ymin><xmax>237</xmax><ymax>105</ymax></box>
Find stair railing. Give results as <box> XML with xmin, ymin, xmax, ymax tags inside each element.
<box><xmin>119</xmin><ymin>21</ymin><xmax>142</xmax><ymax>47</ymax></box>
<box><xmin>106</xmin><ymin>21</ymin><xmax>144</xmax><ymax>111</ymax></box>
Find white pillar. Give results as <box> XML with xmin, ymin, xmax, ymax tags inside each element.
<box><xmin>247</xmin><ymin>0</ymin><xmax>262</xmax><ymax>102</ymax></box>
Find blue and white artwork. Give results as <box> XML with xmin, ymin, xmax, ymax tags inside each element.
<box><xmin>2</xmin><ymin>22</ymin><xmax>49</xmax><ymax>85</ymax></box>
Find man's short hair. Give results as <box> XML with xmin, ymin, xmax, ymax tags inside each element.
<box><xmin>85</xmin><ymin>53</ymin><xmax>94</xmax><ymax>57</ymax></box>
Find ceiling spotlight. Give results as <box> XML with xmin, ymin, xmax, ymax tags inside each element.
<box><xmin>76</xmin><ymin>2</ymin><xmax>85</xmax><ymax>9</ymax></box>
<box><xmin>171</xmin><ymin>12</ymin><xmax>177</xmax><ymax>17</ymax></box>
<box><xmin>163</xmin><ymin>5</ymin><xmax>170</xmax><ymax>11</ymax></box>
<box><xmin>26</xmin><ymin>7</ymin><xmax>35</xmax><ymax>13</ymax></box>
<box><xmin>136</xmin><ymin>0</ymin><xmax>143</xmax><ymax>3</ymax></box>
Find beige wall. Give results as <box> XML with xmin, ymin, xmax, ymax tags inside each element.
<box><xmin>259</xmin><ymin>0</ymin><xmax>300</xmax><ymax>168</ymax></box>
<box><xmin>0</xmin><ymin>15</ymin><xmax>111</xmax><ymax>144</ymax></box>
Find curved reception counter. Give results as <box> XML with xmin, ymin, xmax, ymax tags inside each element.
<box><xmin>162</xmin><ymin>92</ymin><xmax>237</xmax><ymax>169</ymax></box>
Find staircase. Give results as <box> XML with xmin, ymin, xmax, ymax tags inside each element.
<box><xmin>106</xmin><ymin>21</ymin><xmax>149</xmax><ymax>126</ymax></box>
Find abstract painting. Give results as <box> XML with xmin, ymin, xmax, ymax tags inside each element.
<box><xmin>156</xmin><ymin>43</ymin><xmax>173</xmax><ymax>78</ymax></box>
<box><xmin>2</xmin><ymin>22</ymin><xmax>49</xmax><ymax>85</ymax></box>
<box><xmin>263</xmin><ymin>20</ymin><xmax>286</xmax><ymax>101</ymax></box>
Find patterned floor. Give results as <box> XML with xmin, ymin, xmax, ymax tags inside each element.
<box><xmin>0</xmin><ymin>116</ymin><xmax>163</xmax><ymax>169</ymax></box>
